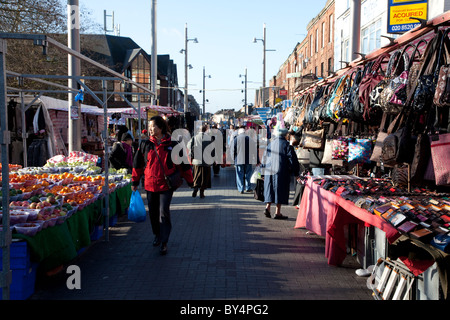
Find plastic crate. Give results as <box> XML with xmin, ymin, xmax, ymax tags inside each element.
<box><xmin>0</xmin><ymin>240</ymin><xmax>30</xmax><ymax>270</ymax></box>
<box><xmin>90</xmin><ymin>225</ymin><xmax>103</xmax><ymax>241</ymax></box>
<box><xmin>0</xmin><ymin>262</ymin><xmax>38</xmax><ymax>300</ymax></box>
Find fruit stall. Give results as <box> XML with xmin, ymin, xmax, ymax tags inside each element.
<box><xmin>1</xmin><ymin>152</ymin><xmax>132</xmax><ymax>299</ymax></box>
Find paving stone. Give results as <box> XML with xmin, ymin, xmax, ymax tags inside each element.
<box><xmin>30</xmin><ymin>166</ymin><xmax>373</xmax><ymax>301</ymax></box>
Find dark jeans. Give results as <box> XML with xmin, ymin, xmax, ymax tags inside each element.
<box><xmin>146</xmin><ymin>189</ymin><xmax>174</xmax><ymax>244</ymax></box>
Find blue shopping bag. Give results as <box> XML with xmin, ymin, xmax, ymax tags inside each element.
<box><xmin>128</xmin><ymin>190</ymin><xmax>146</xmax><ymax>222</ymax></box>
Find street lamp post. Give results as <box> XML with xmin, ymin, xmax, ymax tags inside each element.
<box><xmin>181</xmin><ymin>23</ymin><xmax>198</xmax><ymax>114</ymax></box>
<box><xmin>253</xmin><ymin>23</ymin><xmax>275</xmax><ymax>108</ymax></box>
<box><xmin>202</xmin><ymin>66</ymin><xmax>211</xmax><ymax>116</ymax></box>
<box><xmin>239</xmin><ymin>68</ymin><xmax>248</xmax><ymax>114</ymax></box>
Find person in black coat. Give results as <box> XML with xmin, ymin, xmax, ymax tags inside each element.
<box><xmin>109</xmin><ymin>133</ymin><xmax>133</xmax><ymax>173</ymax></box>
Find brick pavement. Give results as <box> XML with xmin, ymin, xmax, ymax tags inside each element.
<box><xmin>30</xmin><ymin>166</ymin><xmax>373</xmax><ymax>301</ymax></box>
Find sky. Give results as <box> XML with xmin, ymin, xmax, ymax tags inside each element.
<box><xmin>84</xmin><ymin>0</ymin><xmax>328</xmax><ymax>114</ymax></box>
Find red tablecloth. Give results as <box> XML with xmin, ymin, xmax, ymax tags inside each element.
<box><xmin>295</xmin><ymin>177</ymin><xmax>401</xmax><ymax>266</ymax></box>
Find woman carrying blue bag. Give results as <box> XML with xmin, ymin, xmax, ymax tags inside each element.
<box><xmin>131</xmin><ymin>116</ymin><xmax>193</xmax><ymax>255</ymax></box>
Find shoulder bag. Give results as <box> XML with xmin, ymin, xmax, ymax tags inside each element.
<box><xmin>430</xmin><ymin>133</ymin><xmax>450</xmax><ymax>186</ymax></box>
<box><xmin>359</xmin><ymin>53</ymin><xmax>390</xmax><ymax>121</ymax></box>
<box><xmin>154</xmin><ymin>147</ymin><xmax>183</xmax><ymax>190</ymax></box>
<box><xmin>433</xmin><ymin>29</ymin><xmax>450</xmax><ymax>107</ymax></box>
<box><xmin>412</xmin><ymin>30</ymin><xmax>446</xmax><ymax>112</ymax></box>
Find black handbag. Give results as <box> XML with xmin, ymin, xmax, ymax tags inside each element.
<box><xmin>412</xmin><ymin>30</ymin><xmax>447</xmax><ymax>112</ymax></box>
<box><xmin>254</xmin><ymin>178</ymin><xmax>265</xmax><ymax>202</ymax></box>
<box><xmin>155</xmin><ymin>148</ymin><xmax>183</xmax><ymax>190</ymax></box>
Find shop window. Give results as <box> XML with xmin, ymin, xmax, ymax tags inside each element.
<box><xmin>362</xmin><ymin>19</ymin><xmax>382</xmax><ymax>54</ymax></box>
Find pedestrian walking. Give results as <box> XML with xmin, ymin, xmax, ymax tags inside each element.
<box><xmin>109</xmin><ymin>132</ymin><xmax>134</xmax><ymax>173</ymax></box>
<box><xmin>261</xmin><ymin>125</ymin><xmax>300</xmax><ymax>219</ymax></box>
<box><xmin>232</xmin><ymin>126</ymin><xmax>258</xmax><ymax>193</ymax></box>
<box><xmin>132</xmin><ymin>116</ymin><xmax>193</xmax><ymax>255</ymax></box>
<box><xmin>187</xmin><ymin>124</ymin><xmax>212</xmax><ymax>198</ymax></box>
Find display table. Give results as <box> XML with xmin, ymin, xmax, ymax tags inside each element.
<box><xmin>12</xmin><ymin>184</ymin><xmax>131</xmax><ymax>272</ymax></box>
<box><xmin>295</xmin><ymin>177</ymin><xmax>401</xmax><ymax>266</ymax></box>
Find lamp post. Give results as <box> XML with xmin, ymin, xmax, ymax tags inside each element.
<box><xmin>202</xmin><ymin>66</ymin><xmax>211</xmax><ymax>116</ymax></box>
<box><xmin>181</xmin><ymin>23</ymin><xmax>198</xmax><ymax>114</ymax></box>
<box><xmin>239</xmin><ymin>68</ymin><xmax>248</xmax><ymax>114</ymax></box>
<box><xmin>253</xmin><ymin>23</ymin><xmax>275</xmax><ymax>107</ymax></box>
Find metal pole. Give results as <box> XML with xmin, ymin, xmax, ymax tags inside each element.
<box><xmin>263</xmin><ymin>23</ymin><xmax>266</xmax><ymax>107</ymax></box>
<box><xmin>203</xmin><ymin>66</ymin><xmax>205</xmax><ymax>116</ymax></box>
<box><xmin>19</xmin><ymin>92</ymin><xmax>27</xmax><ymax>167</ymax></box>
<box><xmin>0</xmin><ymin>38</ymin><xmax>12</xmax><ymax>300</ymax></box>
<box><xmin>102</xmin><ymin>80</ymin><xmax>110</xmax><ymax>242</ymax></box>
<box><xmin>184</xmin><ymin>23</ymin><xmax>188</xmax><ymax>114</ymax></box>
<box><xmin>244</xmin><ymin>67</ymin><xmax>248</xmax><ymax>114</ymax></box>
<box><xmin>68</xmin><ymin>0</ymin><xmax>81</xmax><ymax>152</ymax></box>
<box><xmin>151</xmin><ymin>0</ymin><xmax>157</xmax><ymax>106</ymax></box>
<box><xmin>350</xmin><ymin>0</ymin><xmax>361</xmax><ymax>61</ymax></box>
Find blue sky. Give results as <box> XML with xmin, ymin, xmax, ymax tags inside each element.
<box><xmin>84</xmin><ymin>0</ymin><xmax>328</xmax><ymax>114</ymax></box>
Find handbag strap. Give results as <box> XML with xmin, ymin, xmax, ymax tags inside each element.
<box><xmin>407</xmin><ymin>39</ymin><xmax>428</xmax><ymax>71</ymax></box>
<box><xmin>435</xmin><ymin>28</ymin><xmax>450</xmax><ymax>76</ymax></box>
<box><xmin>153</xmin><ymin>145</ymin><xmax>169</xmax><ymax>180</ymax></box>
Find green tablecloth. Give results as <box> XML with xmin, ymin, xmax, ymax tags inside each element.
<box><xmin>12</xmin><ymin>184</ymin><xmax>132</xmax><ymax>272</ymax></box>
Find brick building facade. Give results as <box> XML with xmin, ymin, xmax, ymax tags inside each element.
<box><xmin>268</xmin><ymin>0</ymin><xmax>335</xmax><ymax>106</ymax></box>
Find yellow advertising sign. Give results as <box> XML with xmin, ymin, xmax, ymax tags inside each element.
<box><xmin>390</xmin><ymin>2</ymin><xmax>427</xmax><ymax>26</ymax></box>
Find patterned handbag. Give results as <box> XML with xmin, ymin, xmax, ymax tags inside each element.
<box><xmin>406</xmin><ymin>39</ymin><xmax>428</xmax><ymax>98</ymax></box>
<box><xmin>348</xmin><ymin>138</ymin><xmax>373</xmax><ymax>164</ymax></box>
<box><xmin>331</xmin><ymin>137</ymin><xmax>349</xmax><ymax>160</ymax></box>
<box><xmin>430</xmin><ymin>133</ymin><xmax>450</xmax><ymax>186</ymax></box>
<box><xmin>434</xmin><ymin>64</ymin><xmax>450</xmax><ymax>107</ymax></box>
<box><xmin>433</xmin><ymin>29</ymin><xmax>450</xmax><ymax>107</ymax></box>
<box><xmin>379</xmin><ymin>50</ymin><xmax>406</xmax><ymax>108</ymax></box>
<box><xmin>359</xmin><ymin>53</ymin><xmax>390</xmax><ymax>121</ymax></box>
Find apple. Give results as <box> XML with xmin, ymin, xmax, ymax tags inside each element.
<box><xmin>36</xmin><ymin>202</ymin><xmax>43</xmax><ymax>209</ymax></box>
<box><xmin>47</xmin><ymin>196</ymin><xmax>56</xmax><ymax>204</ymax></box>
<box><xmin>29</xmin><ymin>202</ymin><xmax>37</xmax><ymax>209</ymax></box>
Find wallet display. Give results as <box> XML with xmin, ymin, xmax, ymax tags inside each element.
<box><xmin>312</xmin><ymin>175</ymin><xmax>450</xmax><ymax>252</ymax></box>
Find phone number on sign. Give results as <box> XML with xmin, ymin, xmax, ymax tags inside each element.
<box><xmin>390</xmin><ymin>23</ymin><xmax>420</xmax><ymax>32</ymax></box>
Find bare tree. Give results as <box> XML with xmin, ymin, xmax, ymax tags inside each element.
<box><xmin>2</xmin><ymin>0</ymin><xmax>104</xmax><ymax>96</ymax></box>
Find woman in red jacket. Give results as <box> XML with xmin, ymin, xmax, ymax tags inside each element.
<box><xmin>132</xmin><ymin>116</ymin><xmax>193</xmax><ymax>255</ymax></box>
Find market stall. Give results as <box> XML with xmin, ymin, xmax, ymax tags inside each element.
<box><xmin>1</xmin><ymin>154</ymin><xmax>132</xmax><ymax>299</ymax></box>
<box><xmin>286</xmin><ymin>14</ymin><xmax>450</xmax><ymax>300</ymax></box>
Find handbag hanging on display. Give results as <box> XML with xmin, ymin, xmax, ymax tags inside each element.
<box><xmin>380</xmin><ymin>108</ymin><xmax>415</xmax><ymax>167</ymax></box>
<box><xmin>359</xmin><ymin>53</ymin><xmax>390</xmax><ymax>122</ymax></box>
<box><xmin>348</xmin><ymin>138</ymin><xmax>373</xmax><ymax>164</ymax></box>
<box><xmin>433</xmin><ymin>29</ymin><xmax>450</xmax><ymax>107</ymax></box>
<box><xmin>331</xmin><ymin>136</ymin><xmax>349</xmax><ymax>161</ymax></box>
<box><xmin>322</xmin><ymin>123</ymin><xmax>344</xmax><ymax>166</ymax></box>
<box><xmin>379</xmin><ymin>48</ymin><xmax>409</xmax><ymax>112</ymax></box>
<box><xmin>370</xmin><ymin>113</ymin><xmax>389</xmax><ymax>164</ymax></box>
<box><xmin>430</xmin><ymin>133</ymin><xmax>450</xmax><ymax>186</ymax></box>
<box><xmin>412</xmin><ymin>30</ymin><xmax>448</xmax><ymax>112</ymax></box>
<box><xmin>300</xmin><ymin>127</ymin><xmax>325</xmax><ymax>150</ymax></box>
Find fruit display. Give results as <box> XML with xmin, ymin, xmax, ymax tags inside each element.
<box><xmin>1</xmin><ymin>156</ymin><xmax>130</xmax><ymax>237</ymax></box>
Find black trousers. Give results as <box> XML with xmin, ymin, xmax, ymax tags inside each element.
<box><xmin>146</xmin><ymin>189</ymin><xmax>174</xmax><ymax>244</ymax></box>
